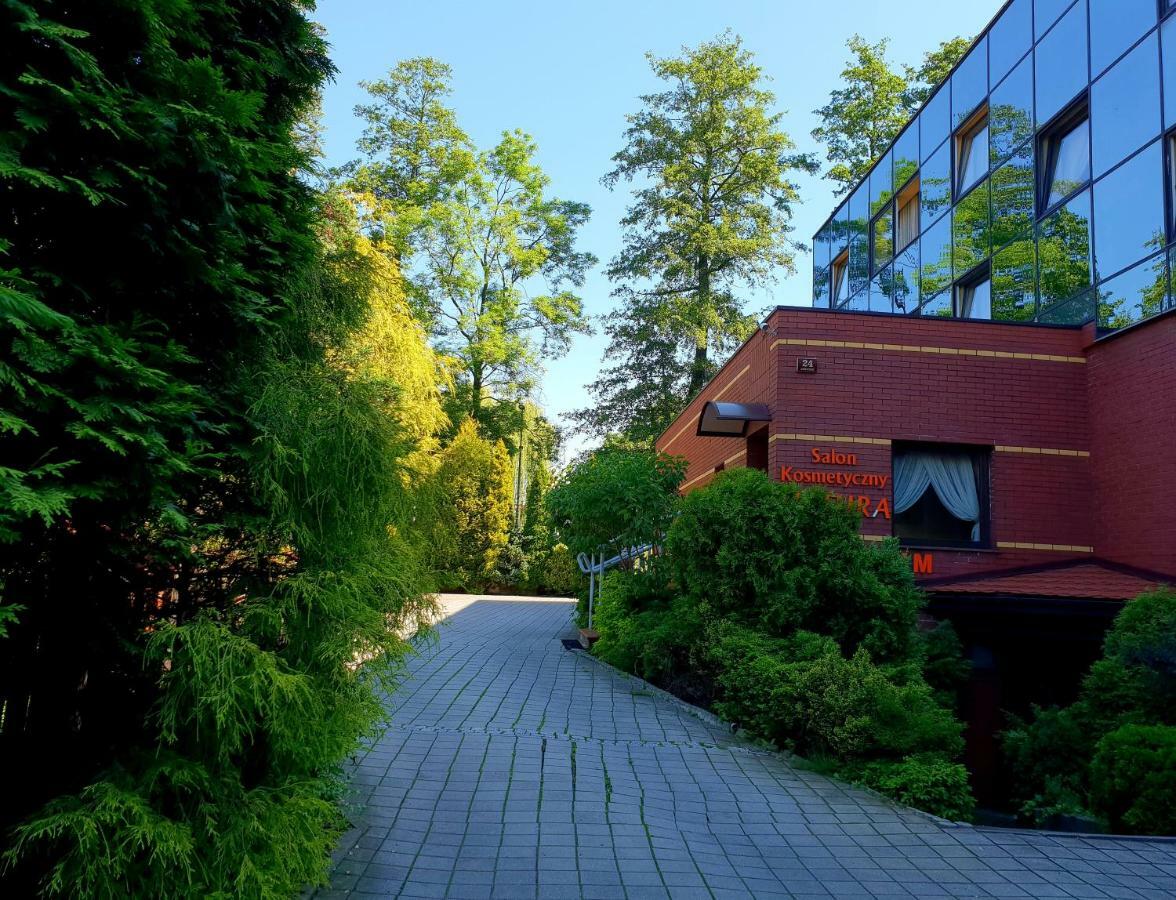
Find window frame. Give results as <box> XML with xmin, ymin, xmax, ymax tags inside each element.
<box><xmin>831</xmin><ymin>248</ymin><xmax>850</xmax><ymax>305</ymax></box>
<box><xmin>894</xmin><ymin>175</ymin><xmax>921</xmax><ymax>253</ymax></box>
<box><xmin>954</xmin><ymin>261</ymin><xmax>992</xmax><ymax>319</ymax></box>
<box><xmin>1036</xmin><ymin>97</ymin><xmax>1091</xmax><ymax>217</ymax></box>
<box><xmin>953</xmin><ymin>103</ymin><xmax>990</xmax><ymax>199</ymax></box>
<box><xmin>1165</xmin><ymin>127</ymin><xmax>1176</xmax><ymax>243</ymax></box>
<box><xmin>869</xmin><ymin>201</ymin><xmax>894</xmax><ymax>276</ymax></box>
<box><xmin>891</xmin><ymin>442</ymin><xmax>993</xmax><ymax>550</ymax></box>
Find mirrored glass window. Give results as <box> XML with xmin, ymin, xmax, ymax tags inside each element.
<box><xmin>832</xmin><ymin>202</ymin><xmax>850</xmax><ymax>257</ymax></box>
<box><xmin>919</xmin><ymin>292</ymin><xmax>954</xmax><ymax>317</ymax></box>
<box><xmin>1091</xmin><ymin>33</ymin><xmax>1161</xmax><ymax>177</ymax></box>
<box><xmin>1035</xmin><ymin>1</ymin><xmax>1089</xmax><ymax>126</ymax></box>
<box><xmin>992</xmin><ymin>237</ymin><xmax>1037</xmax><ymax>320</ymax></box>
<box><xmin>1163</xmin><ymin>15</ymin><xmax>1176</xmax><ymax>128</ymax></box>
<box><xmin>953</xmin><ymin>179</ymin><xmax>991</xmax><ymax>275</ymax></box>
<box><xmin>848</xmin><ymin>184</ymin><xmax>869</xmax><ymax>297</ymax></box>
<box><xmin>990</xmin><ymin>55</ymin><xmax>1034</xmax><ymax>166</ymax></box>
<box><xmin>990</xmin><ymin>0</ymin><xmax>1032</xmax><ymax>87</ymax></box>
<box><xmin>1036</xmin><ymin>0</ymin><xmax>1077</xmax><ymax>40</ymax></box>
<box><xmin>955</xmin><ymin>111</ymin><xmax>989</xmax><ymax>195</ymax></box>
<box><xmin>1097</xmin><ymin>252</ymin><xmax>1168</xmax><ymax>328</ymax></box>
<box><xmin>991</xmin><ymin>143</ymin><xmax>1035</xmax><ymax>249</ymax></box>
<box><xmin>1038</xmin><ymin>289</ymin><xmax>1094</xmax><ymax>323</ymax></box>
<box><xmin>921</xmin><ymin>86</ymin><xmax>950</xmax><ymax>162</ymax></box>
<box><xmin>956</xmin><ymin>271</ymin><xmax>992</xmax><ymax>319</ymax></box>
<box><xmin>1037</xmin><ymin>188</ymin><xmax>1092</xmax><ymax>307</ymax></box>
<box><xmin>1090</xmin><ymin>0</ymin><xmax>1155</xmax><ymax>78</ymax></box>
<box><xmin>870</xmin><ymin>149</ymin><xmax>893</xmax><ymax>216</ymax></box>
<box><xmin>920</xmin><ymin>213</ymin><xmax>953</xmax><ymax>300</ymax></box>
<box><xmin>1040</xmin><ymin>114</ymin><xmax>1090</xmax><ymax>210</ymax></box>
<box><xmin>1093</xmin><ymin>139</ymin><xmax>1164</xmax><ymax>280</ymax></box>
<box><xmin>847</xmin><ymin>291</ymin><xmax>869</xmax><ymax>312</ymax></box>
<box><xmin>832</xmin><ymin>249</ymin><xmax>850</xmax><ymax>305</ymax></box>
<box><xmin>921</xmin><ymin>140</ymin><xmax>952</xmax><ymax>227</ymax></box>
<box><xmin>894</xmin><ymin>126</ymin><xmax>919</xmax><ymax>188</ymax></box>
<box><xmin>870</xmin><ymin>265</ymin><xmax>893</xmax><ymax>313</ymax></box>
<box><xmin>813</xmin><ymin>224</ymin><xmax>832</xmax><ymax>307</ymax></box>
<box><xmin>871</xmin><ymin>205</ymin><xmax>894</xmax><ymax>272</ymax></box>
<box><xmin>952</xmin><ymin>37</ymin><xmax>988</xmax><ymax>128</ymax></box>
<box><xmin>892</xmin><ymin>244</ymin><xmax>921</xmax><ymax>314</ymax></box>
<box><xmin>896</xmin><ymin>178</ymin><xmax>920</xmax><ymax>251</ymax></box>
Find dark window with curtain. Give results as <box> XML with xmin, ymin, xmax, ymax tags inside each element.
<box><xmin>893</xmin><ymin>446</ymin><xmax>989</xmax><ymax>546</ymax></box>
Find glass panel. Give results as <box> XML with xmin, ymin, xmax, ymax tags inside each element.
<box><xmin>896</xmin><ymin>188</ymin><xmax>920</xmax><ymax>250</ymax></box>
<box><xmin>832</xmin><ymin>201</ymin><xmax>850</xmax><ymax>257</ymax></box>
<box><xmin>990</xmin><ymin>0</ymin><xmax>1032</xmax><ymax>87</ymax></box>
<box><xmin>1045</xmin><ymin>118</ymin><xmax>1090</xmax><ymax>208</ymax></box>
<box><xmin>920</xmin><ymin>214</ymin><xmax>953</xmax><ymax>300</ymax></box>
<box><xmin>921</xmin><ymin>140</ymin><xmax>952</xmax><ymax>227</ymax></box>
<box><xmin>894</xmin><ymin>125</ymin><xmax>919</xmax><ymax>188</ymax></box>
<box><xmin>953</xmin><ymin>179</ymin><xmax>991</xmax><ymax>276</ymax></box>
<box><xmin>1097</xmin><ymin>252</ymin><xmax>1168</xmax><ymax>328</ymax></box>
<box><xmin>848</xmin><ymin>184</ymin><xmax>870</xmax><ymax>297</ymax></box>
<box><xmin>952</xmin><ymin>37</ymin><xmax>988</xmax><ymax>128</ymax></box>
<box><xmin>993</xmin><ymin>237</ymin><xmax>1037</xmax><ymax>320</ymax></box>
<box><xmin>990</xmin><ymin>55</ymin><xmax>1034</xmax><ymax>166</ymax></box>
<box><xmin>1036</xmin><ymin>0</ymin><xmax>1077</xmax><ymax>40</ymax></box>
<box><xmin>1090</xmin><ymin>0</ymin><xmax>1155</xmax><ymax>78</ymax></box>
<box><xmin>991</xmin><ymin>142</ymin><xmax>1035</xmax><ymax>249</ymax></box>
<box><xmin>920</xmin><ymin>86</ymin><xmax>950</xmax><ymax>162</ymax></box>
<box><xmin>956</xmin><ymin>118</ymin><xmax>989</xmax><ymax>193</ymax></box>
<box><xmin>919</xmin><ymin>292</ymin><xmax>954</xmax><ymax>317</ymax></box>
<box><xmin>833</xmin><ymin>254</ymin><xmax>851</xmax><ymax>304</ymax></box>
<box><xmin>870</xmin><ymin>265</ymin><xmax>893</xmax><ymax>313</ymax></box>
<box><xmin>870</xmin><ymin>149</ymin><xmax>893</xmax><ymax>216</ymax></box>
<box><xmin>1164</xmin><ymin>15</ymin><xmax>1176</xmax><ymax>128</ymax></box>
<box><xmin>957</xmin><ymin>277</ymin><xmax>992</xmax><ymax>319</ymax></box>
<box><xmin>846</xmin><ymin>291</ymin><xmax>869</xmax><ymax>312</ymax></box>
<box><xmin>892</xmin><ymin>244</ymin><xmax>921</xmax><ymax>314</ymax></box>
<box><xmin>1091</xmin><ymin>33</ymin><xmax>1161</xmax><ymax>177</ymax></box>
<box><xmin>1093</xmin><ymin>139</ymin><xmax>1164</xmax><ymax>279</ymax></box>
<box><xmin>871</xmin><ymin>205</ymin><xmax>894</xmax><ymax>270</ymax></box>
<box><xmin>1035</xmin><ymin>1</ymin><xmax>1089</xmax><ymax>126</ymax></box>
<box><xmin>1038</xmin><ymin>289</ymin><xmax>1095</xmax><ymax>324</ymax></box>
<box><xmin>1037</xmin><ymin>188</ymin><xmax>1092</xmax><ymax>307</ymax></box>
<box><xmin>813</xmin><ymin>224</ymin><xmax>832</xmax><ymax>307</ymax></box>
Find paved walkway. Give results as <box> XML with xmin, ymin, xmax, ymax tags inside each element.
<box><xmin>316</xmin><ymin>596</ymin><xmax>1176</xmax><ymax>899</ymax></box>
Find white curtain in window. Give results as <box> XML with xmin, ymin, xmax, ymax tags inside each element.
<box><xmin>893</xmin><ymin>451</ymin><xmax>981</xmax><ymax>541</ymax></box>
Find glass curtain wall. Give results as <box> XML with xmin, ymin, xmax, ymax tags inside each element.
<box><xmin>812</xmin><ymin>0</ymin><xmax>1176</xmax><ymax>333</ymax></box>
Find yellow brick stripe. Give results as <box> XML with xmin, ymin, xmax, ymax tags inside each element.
<box><xmin>770</xmin><ymin>433</ymin><xmax>891</xmax><ymax>446</ymax></box>
<box><xmin>996</xmin><ymin>445</ymin><xmax>1091</xmax><ymax>457</ymax></box>
<box><xmin>997</xmin><ymin>541</ymin><xmax>1094</xmax><ymax>553</ymax></box>
<box><xmin>661</xmin><ymin>365</ymin><xmax>750</xmax><ymax>451</ymax></box>
<box><xmin>771</xmin><ymin>337</ymin><xmax>1085</xmax><ymax>364</ymax></box>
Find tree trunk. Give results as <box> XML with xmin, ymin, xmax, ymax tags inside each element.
<box><xmin>470</xmin><ymin>365</ymin><xmax>482</xmax><ymax>425</ymax></box>
<box><xmin>686</xmin><ymin>255</ymin><xmax>711</xmax><ymax>396</ymax></box>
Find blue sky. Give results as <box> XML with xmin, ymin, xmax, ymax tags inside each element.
<box><xmin>314</xmin><ymin>0</ymin><xmax>998</xmax><ymax>457</ymax></box>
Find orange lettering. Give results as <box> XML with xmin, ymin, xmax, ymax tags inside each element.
<box><xmin>912</xmin><ymin>552</ymin><xmax>934</xmax><ymax>575</ymax></box>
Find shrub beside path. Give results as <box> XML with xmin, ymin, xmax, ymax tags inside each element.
<box><xmin>314</xmin><ymin>596</ymin><xmax>1176</xmax><ymax>899</ymax></box>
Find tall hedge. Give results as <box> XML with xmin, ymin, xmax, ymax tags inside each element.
<box><xmin>1</xmin><ymin>1</ymin><xmax>433</xmax><ymax>895</ymax></box>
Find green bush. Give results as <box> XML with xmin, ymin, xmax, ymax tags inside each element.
<box><xmin>853</xmin><ymin>755</ymin><xmax>976</xmax><ymax>822</ymax></box>
<box><xmin>920</xmin><ymin>621</ymin><xmax>971</xmax><ymax>709</ymax></box>
<box><xmin>666</xmin><ymin>469</ymin><xmax>922</xmax><ymax>663</ymax></box>
<box><xmin>1090</xmin><ymin>725</ymin><xmax>1176</xmax><ymax>835</ymax></box>
<box><xmin>526</xmin><ymin>543</ymin><xmax>581</xmax><ymax>596</ymax></box>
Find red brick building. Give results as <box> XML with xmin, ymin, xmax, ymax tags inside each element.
<box><xmin>656</xmin><ymin>307</ymin><xmax>1175</xmax><ymax>802</ymax></box>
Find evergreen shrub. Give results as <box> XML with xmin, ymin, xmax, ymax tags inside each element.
<box><xmin>1089</xmin><ymin>724</ymin><xmax>1176</xmax><ymax>835</ymax></box>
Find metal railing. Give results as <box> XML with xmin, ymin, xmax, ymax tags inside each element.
<box><xmin>575</xmin><ymin>544</ymin><xmax>654</xmax><ymax>630</ymax></box>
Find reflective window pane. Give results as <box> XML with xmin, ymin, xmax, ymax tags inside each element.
<box><xmin>993</xmin><ymin>237</ymin><xmax>1037</xmax><ymax>320</ymax></box>
<box><xmin>921</xmin><ymin>140</ymin><xmax>952</xmax><ymax>227</ymax></box>
<box><xmin>956</xmin><ymin>276</ymin><xmax>992</xmax><ymax>319</ymax></box>
<box><xmin>991</xmin><ymin>143</ymin><xmax>1035</xmax><ymax>249</ymax></box>
<box><xmin>1035</xmin><ymin>1</ymin><xmax>1089</xmax><ymax>126</ymax></box>
<box><xmin>990</xmin><ymin>55</ymin><xmax>1033</xmax><ymax>166</ymax></box>
<box><xmin>1093</xmin><ymin>139</ymin><xmax>1164</xmax><ymax>279</ymax></box>
<box><xmin>990</xmin><ymin>0</ymin><xmax>1032</xmax><ymax>87</ymax></box>
<box><xmin>892</xmin><ymin>244</ymin><xmax>920</xmax><ymax>314</ymax></box>
<box><xmin>896</xmin><ymin>183</ymin><xmax>920</xmax><ymax>250</ymax></box>
<box><xmin>832</xmin><ymin>251</ymin><xmax>851</xmax><ymax>304</ymax></box>
<box><xmin>952</xmin><ymin>37</ymin><xmax>988</xmax><ymax>128</ymax></box>
<box><xmin>1037</xmin><ymin>188</ymin><xmax>1092</xmax><ymax>307</ymax></box>
<box><xmin>870</xmin><ymin>264</ymin><xmax>893</xmax><ymax>313</ymax></box>
<box><xmin>813</xmin><ymin>223</ymin><xmax>832</xmax><ymax>307</ymax></box>
<box><xmin>1045</xmin><ymin>117</ymin><xmax>1090</xmax><ymax>208</ymax></box>
<box><xmin>1090</xmin><ymin>0</ymin><xmax>1155</xmax><ymax>78</ymax></box>
<box><xmin>1038</xmin><ymin>289</ymin><xmax>1094</xmax><ymax>324</ymax></box>
<box><xmin>921</xmin><ymin>86</ymin><xmax>950</xmax><ymax>162</ymax></box>
<box><xmin>1091</xmin><ymin>33</ymin><xmax>1161</xmax><ymax>177</ymax></box>
<box><xmin>920</xmin><ymin>292</ymin><xmax>954</xmax><ymax>317</ymax></box>
<box><xmin>871</xmin><ymin>205</ymin><xmax>894</xmax><ymax>271</ymax></box>
<box><xmin>846</xmin><ymin>291</ymin><xmax>869</xmax><ymax>312</ymax></box>
<box><xmin>920</xmin><ymin>214</ymin><xmax>953</xmax><ymax>300</ymax></box>
<box><xmin>953</xmin><ymin>179</ymin><xmax>991</xmax><ymax>276</ymax></box>
<box><xmin>831</xmin><ymin>201</ymin><xmax>850</xmax><ymax>257</ymax></box>
<box><xmin>848</xmin><ymin>184</ymin><xmax>869</xmax><ymax>298</ymax></box>
<box><xmin>870</xmin><ymin>149</ymin><xmax>893</xmax><ymax>216</ymax></box>
<box><xmin>956</xmin><ymin>117</ymin><xmax>989</xmax><ymax>194</ymax></box>
<box><xmin>894</xmin><ymin>125</ymin><xmax>919</xmax><ymax>188</ymax></box>
<box><xmin>1164</xmin><ymin>15</ymin><xmax>1176</xmax><ymax>128</ymax></box>
<box><xmin>1097</xmin><ymin>252</ymin><xmax>1168</xmax><ymax>329</ymax></box>
<box><xmin>1036</xmin><ymin>0</ymin><xmax>1077</xmax><ymax>40</ymax></box>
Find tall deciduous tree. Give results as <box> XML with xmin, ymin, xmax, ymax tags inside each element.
<box><xmin>575</xmin><ymin>33</ymin><xmax>814</xmax><ymax>444</ymax></box>
<box><xmin>902</xmin><ymin>37</ymin><xmax>973</xmax><ymax>110</ymax></box>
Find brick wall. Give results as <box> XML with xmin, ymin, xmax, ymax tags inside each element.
<box><xmin>1087</xmin><ymin>313</ymin><xmax>1176</xmax><ymax>574</ymax></box>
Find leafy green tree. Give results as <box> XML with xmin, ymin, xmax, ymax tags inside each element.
<box><xmin>575</xmin><ymin>33</ymin><xmax>815</xmax><ymax>442</ymax></box>
<box><xmin>902</xmin><ymin>37</ymin><xmax>973</xmax><ymax>110</ymax></box>
<box><xmin>811</xmin><ymin>37</ymin><xmax>909</xmax><ymax>195</ymax></box>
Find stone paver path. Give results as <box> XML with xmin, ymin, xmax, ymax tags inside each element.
<box><xmin>316</xmin><ymin>596</ymin><xmax>1176</xmax><ymax>899</ymax></box>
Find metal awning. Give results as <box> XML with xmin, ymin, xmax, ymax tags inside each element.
<box><xmin>696</xmin><ymin>401</ymin><xmax>772</xmax><ymax>437</ymax></box>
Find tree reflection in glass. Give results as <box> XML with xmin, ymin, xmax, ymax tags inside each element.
<box><xmin>992</xmin><ymin>237</ymin><xmax>1036</xmax><ymax>321</ymax></box>
<box><xmin>953</xmin><ymin>179</ymin><xmax>990</xmax><ymax>276</ymax></box>
<box><xmin>1037</xmin><ymin>189</ymin><xmax>1092</xmax><ymax>308</ymax></box>
<box><xmin>920</xmin><ymin>214</ymin><xmax>953</xmax><ymax>300</ymax></box>
<box><xmin>1043</xmin><ymin>118</ymin><xmax>1090</xmax><ymax>208</ymax></box>
<box><xmin>990</xmin><ymin>144</ymin><xmax>1034</xmax><ymax>250</ymax></box>
<box><xmin>1097</xmin><ymin>252</ymin><xmax>1168</xmax><ymax>329</ymax></box>
<box><xmin>891</xmin><ymin>244</ymin><xmax>920</xmax><ymax>314</ymax></box>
